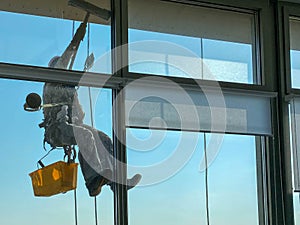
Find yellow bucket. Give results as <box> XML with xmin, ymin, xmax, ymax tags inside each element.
<box><xmin>29</xmin><ymin>161</ymin><xmax>78</xmax><ymax>197</ymax></box>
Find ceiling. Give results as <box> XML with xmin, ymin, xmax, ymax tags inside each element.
<box><xmin>0</xmin><ymin>0</ymin><xmax>111</xmax><ymax>24</ymax></box>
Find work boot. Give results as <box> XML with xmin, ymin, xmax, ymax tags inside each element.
<box><xmin>127</xmin><ymin>174</ymin><xmax>142</xmax><ymax>190</ymax></box>
<box><xmin>109</xmin><ymin>174</ymin><xmax>142</xmax><ymax>192</ymax></box>
<box><xmin>86</xmin><ymin>169</ymin><xmax>113</xmax><ymax>197</ymax></box>
<box><xmin>86</xmin><ymin>175</ymin><xmax>107</xmax><ymax>197</ymax></box>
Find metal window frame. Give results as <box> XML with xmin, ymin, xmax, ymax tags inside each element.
<box><xmin>124</xmin><ymin>0</ymin><xmax>276</xmax><ymax>91</ymax></box>
<box><xmin>122</xmin><ymin>1</ymin><xmax>277</xmax><ymax>225</ymax></box>
<box><xmin>256</xmin><ymin>136</ymin><xmax>269</xmax><ymax>225</ymax></box>
<box><xmin>0</xmin><ymin>63</ymin><xmax>123</xmax><ymax>89</ymax></box>
<box><xmin>272</xmin><ymin>2</ymin><xmax>298</xmax><ymax>225</ymax></box>
<box><xmin>0</xmin><ymin>1</ymin><xmax>290</xmax><ymax>225</ymax></box>
<box><xmin>276</xmin><ymin>2</ymin><xmax>300</xmax><ymax>225</ymax></box>
<box><xmin>282</xmin><ymin>5</ymin><xmax>300</xmax><ymax>95</ymax></box>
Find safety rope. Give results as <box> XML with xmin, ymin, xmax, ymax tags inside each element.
<box><xmin>74</xmin><ymin>189</ymin><xmax>78</xmax><ymax>225</ymax></box>
<box><xmin>86</xmin><ymin>22</ymin><xmax>99</xmax><ymax>225</ymax></box>
<box><xmin>87</xmin><ymin>22</ymin><xmax>95</xmax><ymax>128</ymax></box>
<box><xmin>72</xmin><ymin>21</ymin><xmax>75</xmax><ymax>39</ymax></box>
<box><xmin>71</xmin><ymin>19</ymin><xmax>98</xmax><ymax>225</ymax></box>
<box><xmin>204</xmin><ymin>133</ymin><xmax>210</xmax><ymax>225</ymax></box>
<box><xmin>94</xmin><ymin>197</ymin><xmax>98</xmax><ymax>225</ymax></box>
<box><xmin>71</xmin><ymin>20</ymin><xmax>79</xmax><ymax>225</ymax></box>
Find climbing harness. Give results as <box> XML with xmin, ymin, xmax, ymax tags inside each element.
<box><xmin>64</xmin><ymin>145</ymin><xmax>77</xmax><ymax>163</ymax></box>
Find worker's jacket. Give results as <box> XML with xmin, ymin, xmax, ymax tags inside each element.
<box><xmin>41</xmin><ymin>83</ymin><xmax>85</xmax><ymax>148</ymax></box>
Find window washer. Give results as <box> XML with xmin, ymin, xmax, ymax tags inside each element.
<box><xmin>38</xmin><ymin>13</ymin><xmax>141</xmax><ymax>197</ymax></box>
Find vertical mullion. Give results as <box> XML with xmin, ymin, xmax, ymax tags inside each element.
<box><xmin>276</xmin><ymin>3</ymin><xmax>295</xmax><ymax>225</ymax></box>
<box><xmin>283</xmin><ymin>7</ymin><xmax>292</xmax><ymax>94</ymax></box>
<box><xmin>111</xmin><ymin>0</ymin><xmax>122</xmax><ymax>76</ymax></box>
<box><xmin>112</xmin><ymin>89</ymin><xmax>128</xmax><ymax>225</ymax></box>
<box><xmin>111</xmin><ymin>1</ymin><xmax>129</xmax><ymax>225</ymax></box>
<box><xmin>256</xmin><ymin>136</ymin><xmax>268</xmax><ymax>225</ymax></box>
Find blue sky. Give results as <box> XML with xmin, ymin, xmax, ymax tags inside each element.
<box><xmin>0</xmin><ymin>10</ymin><xmax>260</xmax><ymax>225</ymax></box>
<box><xmin>0</xmin><ymin>78</ymin><xmax>114</xmax><ymax>225</ymax></box>
<box><xmin>291</xmin><ymin>50</ymin><xmax>300</xmax><ymax>88</ymax></box>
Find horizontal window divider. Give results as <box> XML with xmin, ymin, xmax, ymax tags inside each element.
<box><xmin>125</xmin><ymin>125</ymin><xmax>272</xmax><ymax>137</ymax></box>
<box><xmin>282</xmin><ymin>4</ymin><xmax>300</xmax><ymax>16</ymax></box>
<box><xmin>285</xmin><ymin>92</ymin><xmax>300</xmax><ymax>101</ymax></box>
<box><xmin>161</xmin><ymin>0</ymin><xmax>259</xmax><ymax>14</ymax></box>
<box><xmin>0</xmin><ymin>62</ymin><xmax>123</xmax><ymax>89</ymax></box>
<box><xmin>288</xmin><ymin>89</ymin><xmax>300</xmax><ymax>97</ymax></box>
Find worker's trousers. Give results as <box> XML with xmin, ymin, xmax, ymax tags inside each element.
<box><xmin>56</xmin><ymin>122</ymin><xmax>114</xmax><ymax>186</ymax></box>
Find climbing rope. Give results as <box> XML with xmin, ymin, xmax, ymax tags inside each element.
<box><xmin>204</xmin><ymin>133</ymin><xmax>210</xmax><ymax>225</ymax></box>
<box><xmin>71</xmin><ymin>19</ymin><xmax>79</xmax><ymax>225</ymax></box>
<box><xmin>71</xmin><ymin>18</ymin><xmax>98</xmax><ymax>225</ymax></box>
<box><xmin>74</xmin><ymin>189</ymin><xmax>78</xmax><ymax>225</ymax></box>
<box><xmin>86</xmin><ymin>22</ymin><xmax>99</xmax><ymax>225</ymax></box>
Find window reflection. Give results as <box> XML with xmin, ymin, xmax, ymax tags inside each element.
<box><xmin>202</xmin><ymin>39</ymin><xmax>253</xmax><ymax>83</ymax></box>
<box><xmin>291</xmin><ymin>50</ymin><xmax>300</xmax><ymax>88</ymax></box>
<box><xmin>127</xmin><ymin>130</ymin><xmax>206</xmax><ymax>225</ymax></box>
<box><xmin>0</xmin><ymin>78</ymin><xmax>113</xmax><ymax>225</ymax></box>
<box><xmin>294</xmin><ymin>194</ymin><xmax>300</xmax><ymax>225</ymax></box>
<box><xmin>127</xmin><ymin>129</ymin><xmax>260</xmax><ymax>225</ymax></box>
<box><xmin>290</xmin><ymin>18</ymin><xmax>300</xmax><ymax>88</ymax></box>
<box><xmin>206</xmin><ymin>133</ymin><xmax>259</xmax><ymax>225</ymax></box>
<box><xmin>0</xmin><ymin>10</ymin><xmax>111</xmax><ymax>74</ymax></box>
<box><xmin>128</xmin><ymin>0</ymin><xmax>257</xmax><ymax>84</ymax></box>
<box><xmin>290</xmin><ymin>98</ymin><xmax>300</xmax><ymax>225</ymax></box>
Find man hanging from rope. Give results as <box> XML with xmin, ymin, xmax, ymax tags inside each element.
<box><xmin>39</xmin><ymin>14</ymin><xmax>141</xmax><ymax>197</ymax></box>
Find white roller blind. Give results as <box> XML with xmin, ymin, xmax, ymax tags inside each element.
<box><xmin>290</xmin><ymin>19</ymin><xmax>300</xmax><ymax>51</ymax></box>
<box><xmin>128</xmin><ymin>0</ymin><xmax>254</xmax><ymax>44</ymax></box>
<box><xmin>124</xmin><ymin>80</ymin><xmax>273</xmax><ymax>136</ymax></box>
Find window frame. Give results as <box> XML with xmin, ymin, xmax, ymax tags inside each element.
<box><xmin>122</xmin><ymin>1</ymin><xmax>277</xmax><ymax>225</ymax></box>
<box><xmin>127</xmin><ymin>2</ymin><xmax>259</xmax><ymax>84</ymax></box>
<box><xmin>0</xmin><ymin>1</ymin><xmax>285</xmax><ymax>225</ymax></box>
<box><xmin>275</xmin><ymin>3</ymin><xmax>300</xmax><ymax>225</ymax></box>
<box><xmin>123</xmin><ymin>0</ymin><xmax>276</xmax><ymax>92</ymax></box>
<box><xmin>282</xmin><ymin>5</ymin><xmax>300</xmax><ymax>95</ymax></box>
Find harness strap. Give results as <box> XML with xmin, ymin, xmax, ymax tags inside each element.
<box><xmin>64</xmin><ymin>145</ymin><xmax>77</xmax><ymax>163</ymax></box>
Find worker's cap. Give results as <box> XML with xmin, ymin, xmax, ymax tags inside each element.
<box><xmin>48</xmin><ymin>56</ymin><xmax>60</xmax><ymax>68</ymax></box>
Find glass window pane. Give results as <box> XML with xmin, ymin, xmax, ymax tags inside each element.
<box><xmin>0</xmin><ymin>78</ymin><xmax>113</xmax><ymax>224</ymax></box>
<box><xmin>127</xmin><ymin>130</ymin><xmax>206</xmax><ymax>225</ymax></box>
<box><xmin>0</xmin><ymin>2</ymin><xmax>111</xmax><ymax>74</ymax></box>
<box><xmin>127</xmin><ymin>129</ymin><xmax>261</xmax><ymax>225</ymax></box>
<box><xmin>290</xmin><ymin>98</ymin><xmax>300</xmax><ymax>192</ymax></box>
<box><xmin>294</xmin><ymin>193</ymin><xmax>300</xmax><ymax>225</ymax></box>
<box><xmin>290</xmin><ymin>98</ymin><xmax>300</xmax><ymax>225</ymax></box>
<box><xmin>206</xmin><ymin>133</ymin><xmax>259</xmax><ymax>225</ymax></box>
<box><xmin>128</xmin><ymin>0</ymin><xmax>258</xmax><ymax>84</ymax></box>
<box><xmin>202</xmin><ymin>39</ymin><xmax>254</xmax><ymax>83</ymax></box>
<box><xmin>290</xmin><ymin>18</ymin><xmax>300</xmax><ymax>88</ymax></box>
